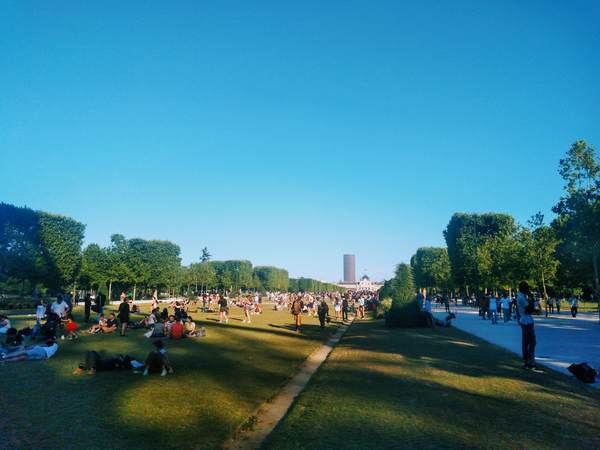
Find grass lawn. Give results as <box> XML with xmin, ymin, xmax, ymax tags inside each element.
<box><xmin>0</xmin><ymin>304</ymin><xmax>340</xmax><ymax>449</ymax></box>
<box><xmin>266</xmin><ymin>320</ymin><xmax>600</xmax><ymax>450</ymax></box>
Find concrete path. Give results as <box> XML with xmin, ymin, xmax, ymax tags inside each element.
<box><xmin>434</xmin><ymin>306</ymin><xmax>600</xmax><ymax>388</ymax></box>
<box><xmin>223</xmin><ymin>318</ymin><xmax>354</xmax><ymax>450</ymax></box>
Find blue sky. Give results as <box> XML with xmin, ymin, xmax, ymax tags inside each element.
<box><xmin>1</xmin><ymin>1</ymin><xmax>599</xmax><ymax>282</ymax></box>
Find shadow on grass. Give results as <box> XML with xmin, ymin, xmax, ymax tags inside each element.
<box><xmin>265</xmin><ymin>320</ymin><xmax>600</xmax><ymax>450</ymax></box>
<box><xmin>0</xmin><ymin>309</ymin><xmax>338</xmax><ymax>449</ymax></box>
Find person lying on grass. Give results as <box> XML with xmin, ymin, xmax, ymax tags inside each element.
<box><xmin>1</xmin><ymin>339</ymin><xmax>58</xmax><ymax>362</ymax></box>
<box><xmin>143</xmin><ymin>340</ymin><xmax>173</xmax><ymax>376</ymax></box>
<box><xmin>73</xmin><ymin>351</ymin><xmax>142</xmax><ymax>375</ymax></box>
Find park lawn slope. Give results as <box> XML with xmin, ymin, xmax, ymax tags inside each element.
<box><xmin>266</xmin><ymin>321</ymin><xmax>600</xmax><ymax>450</ymax></box>
<box><xmin>0</xmin><ymin>306</ymin><xmax>339</xmax><ymax>449</ymax></box>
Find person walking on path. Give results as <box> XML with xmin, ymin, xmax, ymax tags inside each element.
<box><xmin>555</xmin><ymin>297</ymin><xmax>561</xmax><ymax>314</ymax></box>
<box><xmin>501</xmin><ymin>293</ymin><xmax>511</xmax><ymax>322</ymax></box>
<box><xmin>317</xmin><ymin>300</ymin><xmax>329</xmax><ymax>329</ymax></box>
<box><xmin>517</xmin><ymin>281</ymin><xmax>537</xmax><ymax>370</ymax></box>
<box><xmin>489</xmin><ymin>295</ymin><xmax>498</xmax><ymax>324</ymax></box>
<box><xmin>291</xmin><ymin>296</ymin><xmax>304</xmax><ymax>332</ymax></box>
<box><xmin>570</xmin><ymin>296</ymin><xmax>578</xmax><ymax>318</ymax></box>
<box><xmin>118</xmin><ymin>296</ymin><xmax>130</xmax><ymax>336</ymax></box>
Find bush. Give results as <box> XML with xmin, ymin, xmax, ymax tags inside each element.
<box><xmin>376</xmin><ymin>297</ymin><xmax>393</xmax><ymax>319</ymax></box>
<box><xmin>385</xmin><ymin>296</ymin><xmax>425</xmax><ymax>327</ymax></box>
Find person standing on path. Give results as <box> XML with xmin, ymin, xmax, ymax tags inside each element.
<box><xmin>317</xmin><ymin>300</ymin><xmax>329</xmax><ymax>329</ymax></box>
<box><xmin>342</xmin><ymin>296</ymin><xmax>349</xmax><ymax>322</ymax></box>
<box><xmin>291</xmin><ymin>296</ymin><xmax>304</xmax><ymax>332</ymax></box>
<box><xmin>118</xmin><ymin>296</ymin><xmax>130</xmax><ymax>336</ymax></box>
<box><xmin>517</xmin><ymin>281</ymin><xmax>537</xmax><ymax>370</ymax></box>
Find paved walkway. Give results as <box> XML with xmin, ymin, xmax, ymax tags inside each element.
<box><xmin>224</xmin><ymin>318</ymin><xmax>354</xmax><ymax>449</ymax></box>
<box><xmin>434</xmin><ymin>306</ymin><xmax>600</xmax><ymax>388</ymax></box>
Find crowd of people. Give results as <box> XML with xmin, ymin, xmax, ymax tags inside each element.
<box><xmin>1</xmin><ymin>288</ymin><xmax>379</xmax><ymax>375</ymax></box>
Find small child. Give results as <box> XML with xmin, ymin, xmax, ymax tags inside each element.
<box><xmin>65</xmin><ymin>318</ymin><xmax>79</xmax><ymax>339</ymax></box>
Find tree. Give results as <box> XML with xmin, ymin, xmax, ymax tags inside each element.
<box><xmin>524</xmin><ymin>213</ymin><xmax>560</xmax><ymax>299</ymax></box>
<box><xmin>200</xmin><ymin>247</ymin><xmax>211</xmax><ymax>263</ymax></box>
<box><xmin>79</xmin><ymin>244</ymin><xmax>109</xmax><ymax>290</ymax></box>
<box><xmin>552</xmin><ymin>140</ymin><xmax>600</xmax><ymax>302</ymax></box>
<box><xmin>385</xmin><ymin>263</ymin><xmax>421</xmax><ymax>327</ymax></box>
<box><xmin>444</xmin><ymin>212</ymin><xmax>517</xmax><ymax>296</ymax></box>
<box><xmin>410</xmin><ymin>247</ymin><xmax>452</xmax><ymax>294</ymax></box>
<box><xmin>37</xmin><ymin>212</ymin><xmax>85</xmax><ymax>290</ymax></box>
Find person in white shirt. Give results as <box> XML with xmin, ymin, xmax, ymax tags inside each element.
<box><xmin>35</xmin><ymin>300</ymin><xmax>46</xmax><ymax>322</ymax></box>
<box><xmin>51</xmin><ymin>297</ymin><xmax>69</xmax><ymax>319</ymax></box>
<box><xmin>1</xmin><ymin>340</ymin><xmax>58</xmax><ymax>362</ymax></box>
<box><xmin>501</xmin><ymin>294</ymin><xmax>511</xmax><ymax>322</ymax></box>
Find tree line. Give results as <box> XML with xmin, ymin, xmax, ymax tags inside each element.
<box><xmin>0</xmin><ymin>203</ymin><xmax>342</xmax><ymax>300</ymax></box>
<box><xmin>408</xmin><ymin>140</ymin><xmax>599</xmax><ymax>302</ymax></box>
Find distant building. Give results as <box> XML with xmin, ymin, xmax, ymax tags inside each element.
<box><xmin>343</xmin><ymin>254</ymin><xmax>356</xmax><ymax>283</ymax></box>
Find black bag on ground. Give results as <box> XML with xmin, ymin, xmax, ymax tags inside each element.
<box><xmin>568</xmin><ymin>362</ymin><xmax>597</xmax><ymax>383</ymax></box>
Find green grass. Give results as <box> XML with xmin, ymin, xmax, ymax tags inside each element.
<box><xmin>0</xmin><ymin>304</ymin><xmax>340</xmax><ymax>449</ymax></box>
<box><xmin>266</xmin><ymin>321</ymin><xmax>600</xmax><ymax>450</ymax></box>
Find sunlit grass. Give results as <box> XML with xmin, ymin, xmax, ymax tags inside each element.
<box><xmin>0</xmin><ymin>304</ymin><xmax>340</xmax><ymax>449</ymax></box>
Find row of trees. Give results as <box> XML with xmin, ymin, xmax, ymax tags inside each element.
<box><xmin>2</xmin><ymin>203</ymin><xmax>347</xmax><ymax>299</ymax></box>
<box><xmin>408</xmin><ymin>140</ymin><xmax>599</xmax><ymax>301</ymax></box>
<box><xmin>288</xmin><ymin>277</ymin><xmax>345</xmax><ymax>293</ymax></box>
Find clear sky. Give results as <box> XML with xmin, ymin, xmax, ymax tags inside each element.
<box><xmin>1</xmin><ymin>1</ymin><xmax>599</xmax><ymax>282</ymax></box>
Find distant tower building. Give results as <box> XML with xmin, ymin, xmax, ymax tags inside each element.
<box><xmin>343</xmin><ymin>254</ymin><xmax>356</xmax><ymax>283</ymax></box>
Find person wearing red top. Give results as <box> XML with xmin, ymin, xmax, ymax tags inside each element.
<box><xmin>170</xmin><ymin>320</ymin><xmax>184</xmax><ymax>340</ymax></box>
<box><xmin>65</xmin><ymin>318</ymin><xmax>79</xmax><ymax>340</ymax></box>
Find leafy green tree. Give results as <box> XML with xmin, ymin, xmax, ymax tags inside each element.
<box><xmin>410</xmin><ymin>247</ymin><xmax>452</xmax><ymax>294</ymax></box>
<box><xmin>524</xmin><ymin>213</ymin><xmax>560</xmax><ymax>298</ymax></box>
<box><xmin>79</xmin><ymin>244</ymin><xmax>109</xmax><ymax>290</ymax></box>
<box><xmin>552</xmin><ymin>140</ymin><xmax>600</xmax><ymax>300</ymax></box>
<box><xmin>37</xmin><ymin>212</ymin><xmax>85</xmax><ymax>290</ymax></box>
<box><xmin>444</xmin><ymin>212</ymin><xmax>517</xmax><ymax>296</ymax></box>
<box><xmin>200</xmin><ymin>247</ymin><xmax>211</xmax><ymax>263</ymax></box>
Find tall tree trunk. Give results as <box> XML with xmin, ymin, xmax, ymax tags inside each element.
<box><xmin>133</xmin><ymin>284</ymin><xmax>137</xmax><ymax>302</ymax></box>
<box><xmin>541</xmin><ymin>271</ymin><xmax>547</xmax><ymax>299</ymax></box>
<box><xmin>108</xmin><ymin>280</ymin><xmax>112</xmax><ymax>304</ymax></box>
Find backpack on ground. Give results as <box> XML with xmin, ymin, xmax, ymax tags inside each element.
<box><xmin>568</xmin><ymin>362</ymin><xmax>597</xmax><ymax>383</ymax></box>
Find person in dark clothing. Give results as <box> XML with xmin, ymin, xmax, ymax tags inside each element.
<box><xmin>73</xmin><ymin>351</ymin><xmax>134</xmax><ymax>375</ymax></box>
<box><xmin>118</xmin><ymin>298</ymin><xmax>130</xmax><ymax>336</ymax></box>
<box><xmin>317</xmin><ymin>301</ymin><xmax>329</xmax><ymax>329</ymax></box>
<box><xmin>342</xmin><ymin>297</ymin><xmax>349</xmax><ymax>321</ymax></box>
<box><xmin>84</xmin><ymin>294</ymin><xmax>92</xmax><ymax>323</ymax></box>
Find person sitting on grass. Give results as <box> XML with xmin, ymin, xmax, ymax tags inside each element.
<box><xmin>0</xmin><ymin>315</ymin><xmax>11</xmax><ymax>334</ymax></box>
<box><xmin>1</xmin><ymin>339</ymin><xmax>58</xmax><ymax>362</ymax></box>
<box><xmin>184</xmin><ymin>317</ymin><xmax>206</xmax><ymax>337</ymax></box>
<box><xmin>102</xmin><ymin>314</ymin><xmax>118</xmax><ymax>334</ymax></box>
<box><xmin>87</xmin><ymin>314</ymin><xmax>107</xmax><ymax>334</ymax></box>
<box><xmin>65</xmin><ymin>317</ymin><xmax>79</xmax><ymax>340</ymax></box>
<box><xmin>73</xmin><ymin>351</ymin><xmax>140</xmax><ymax>375</ymax></box>
<box><xmin>170</xmin><ymin>317</ymin><xmax>185</xmax><ymax>340</ymax></box>
<box><xmin>143</xmin><ymin>340</ymin><xmax>172</xmax><ymax>376</ymax></box>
